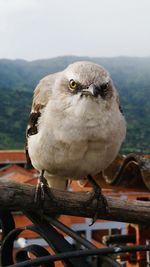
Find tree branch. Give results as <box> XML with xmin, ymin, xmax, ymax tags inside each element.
<box><xmin>0</xmin><ymin>179</ymin><xmax>150</xmax><ymax>225</ymax></box>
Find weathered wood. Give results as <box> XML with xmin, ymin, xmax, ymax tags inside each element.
<box><xmin>0</xmin><ymin>179</ymin><xmax>150</xmax><ymax>225</ymax></box>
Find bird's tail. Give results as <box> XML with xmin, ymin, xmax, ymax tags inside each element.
<box><xmin>44</xmin><ymin>171</ymin><xmax>68</xmax><ymax>190</ymax></box>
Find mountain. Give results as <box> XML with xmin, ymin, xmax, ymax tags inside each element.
<box><xmin>0</xmin><ymin>56</ymin><xmax>150</xmax><ymax>153</ymax></box>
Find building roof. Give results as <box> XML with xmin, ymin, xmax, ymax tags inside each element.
<box><xmin>0</xmin><ymin>150</ymin><xmax>26</xmax><ymax>164</ymax></box>
<box><xmin>0</xmin><ymin>164</ymin><xmax>37</xmax><ymax>184</ymax></box>
<box><xmin>104</xmin><ymin>153</ymin><xmax>150</xmax><ymax>191</ymax></box>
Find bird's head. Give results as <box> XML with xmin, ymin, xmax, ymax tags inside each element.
<box><xmin>54</xmin><ymin>61</ymin><xmax>115</xmax><ymax>104</ymax></box>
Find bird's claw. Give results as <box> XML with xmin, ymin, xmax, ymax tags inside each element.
<box><xmin>34</xmin><ymin>170</ymin><xmax>49</xmax><ymax>206</ymax></box>
<box><xmin>87</xmin><ymin>175</ymin><xmax>108</xmax><ymax>226</ymax></box>
<box><xmin>89</xmin><ymin>192</ymin><xmax>108</xmax><ymax>226</ymax></box>
<box><xmin>34</xmin><ymin>181</ymin><xmax>46</xmax><ymax>203</ymax></box>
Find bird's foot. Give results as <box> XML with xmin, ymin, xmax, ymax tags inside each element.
<box><xmin>87</xmin><ymin>175</ymin><xmax>108</xmax><ymax>226</ymax></box>
<box><xmin>34</xmin><ymin>171</ymin><xmax>58</xmax><ymax>219</ymax></box>
<box><xmin>34</xmin><ymin>170</ymin><xmax>49</xmax><ymax>206</ymax></box>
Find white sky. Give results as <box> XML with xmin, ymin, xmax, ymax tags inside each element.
<box><xmin>0</xmin><ymin>0</ymin><xmax>150</xmax><ymax>60</ymax></box>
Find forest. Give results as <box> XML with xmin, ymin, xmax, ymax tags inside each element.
<box><xmin>0</xmin><ymin>55</ymin><xmax>150</xmax><ymax>153</ymax></box>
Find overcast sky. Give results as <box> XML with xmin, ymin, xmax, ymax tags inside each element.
<box><xmin>0</xmin><ymin>0</ymin><xmax>150</xmax><ymax>60</ymax></box>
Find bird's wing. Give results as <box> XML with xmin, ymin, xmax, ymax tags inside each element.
<box><xmin>25</xmin><ymin>73</ymin><xmax>59</xmax><ymax>168</ymax></box>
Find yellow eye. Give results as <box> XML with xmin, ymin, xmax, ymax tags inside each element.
<box><xmin>69</xmin><ymin>79</ymin><xmax>77</xmax><ymax>90</ymax></box>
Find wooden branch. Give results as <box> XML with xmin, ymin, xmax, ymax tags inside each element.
<box><xmin>0</xmin><ymin>179</ymin><xmax>150</xmax><ymax>225</ymax></box>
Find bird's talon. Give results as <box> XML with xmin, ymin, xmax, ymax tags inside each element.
<box><xmin>89</xmin><ymin>212</ymin><xmax>98</xmax><ymax>226</ymax></box>
<box><xmin>34</xmin><ymin>170</ymin><xmax>49</xmax><ymax>206</ymax></box>
<box><xmin>40</xmin><ymin>182</ymin><xmax>45</xmax><ymax>200</ymax></box>
<box><xmin>87</xmin><ymin>175</ymin><xmax>108</xmax><ymax>225</ymax></box>
<box><xmin>34</xmin><ymin>182</ymin><xmax>44</xmax><ymax>204</ymax></box>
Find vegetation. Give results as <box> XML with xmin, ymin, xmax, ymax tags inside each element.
<box><xmin>0</xmin><ymin>56</ymin><xmax>150</xmax><ymax>153</ymax></box>
<box><xmin>0</xmin><ymin>90</ymin><xmax>32</xmax><ymax>149</ymax></box>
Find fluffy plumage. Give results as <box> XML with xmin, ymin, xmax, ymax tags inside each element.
<box><xmin>26</xmin><ymin>61</ymin><xmax>126</xmax><ymax>190</ymax></box>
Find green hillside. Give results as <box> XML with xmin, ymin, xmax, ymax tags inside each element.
<box><xmin>0</xmin><ymin>56</ymin><xmax>150</xmax><ymax>153</ymax></box>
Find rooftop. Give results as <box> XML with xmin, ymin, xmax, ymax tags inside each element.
<box><xmin>0</xmin><ymin>150</ymin><xmax>26</xmax><ymax>164</ymax></box>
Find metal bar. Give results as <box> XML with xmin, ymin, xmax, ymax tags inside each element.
<box><xmin>45</xmin><ymin>216</ymin><xmax>121</xmax><ymax>267</ymax></box>
<box><xmin>7</xmin><ymin>244</ymin><xmax>150</xmax><ymax>267</ymax></box>
<box><xmin>23</xmin><ymin>210</ymin><xmax>91</xmax><ymax>267</ymax></box>
<box><xmin>44</xmin><ymin>216</ymin><xmax>96</xmax><ymax>249</ymax></box>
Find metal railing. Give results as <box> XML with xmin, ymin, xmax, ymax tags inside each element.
<box><xmin>1</xmin><ymin>209</ymin><xmax>150</xmax><ymax>267</ymax></box>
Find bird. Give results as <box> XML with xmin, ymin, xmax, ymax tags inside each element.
<box><xmin>25</xmin><ymin>61</ymin><xmax>126</xmax><ymax>216</ymax></box>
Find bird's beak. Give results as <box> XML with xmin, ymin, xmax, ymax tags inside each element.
<box><xmin>81</xmin><ymin>84</ymin><xmax>97</xmax><ymax>97</ymax></box>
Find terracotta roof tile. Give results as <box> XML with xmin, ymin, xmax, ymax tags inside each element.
<box><xmin>0</xmin><ymin>164</ymin><xmax>37</xmax><ymax>184</ymax></box>
<box><xmin>0</xmin><ymin>150</ymin><xmax>26</xmax><ymax>163</ymax></box>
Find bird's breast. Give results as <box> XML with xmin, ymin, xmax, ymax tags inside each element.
<box><xmin>28</xmin><ymin>100</ymin><xmax>126</xmax><ymax>178</ymax></box>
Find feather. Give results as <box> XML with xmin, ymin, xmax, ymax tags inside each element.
<box><xmin>25</xmin><ymin>110</ymin><xmax>42</xmax><ymax>169</ymax></box>
<box><xmin>25</xmin><ymin>72</ymin><xmax>60</xmax><ymax>168</ymax></box>
<box><xmin>25</xmin><ymin>78</ymin><xmax>52</xmax><ymax>169</ymax></box>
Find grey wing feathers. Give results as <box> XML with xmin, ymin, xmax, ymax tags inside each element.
<box><xmin>25</xmin><ymin>73</ymin><xmax>57</xmax><ymax>169</ymax></box>
<box><xmin>25</xmin><ymin>109</ymin><xmax>43</xmax><ymax>169</ymax></box>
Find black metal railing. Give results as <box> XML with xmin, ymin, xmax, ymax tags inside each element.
<box><xmin>1</xmin><ymin>208</ymin><xmax>150</xmax><ymax>267</ymax></box>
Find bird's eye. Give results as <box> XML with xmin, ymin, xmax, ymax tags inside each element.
<box><xmin>69</xmin><ymin>79</ymin><xmax>77</xmax><ymax>90</ymax></box>
<box><xmin>101</xmin><ymin>82</ymin><xmax>109</xmax><ymax>90</ymax></box>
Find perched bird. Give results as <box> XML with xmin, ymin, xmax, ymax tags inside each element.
<box><xmin>26</xmin><ymin>61</ymin><xmax>126</xmax><ymax>209</ymax></box>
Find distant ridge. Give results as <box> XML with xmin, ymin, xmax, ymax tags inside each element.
<box><xmin>0</xmin><ymin>55</ymin><xmax>150</xmax><ymax>91</ymax></box>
